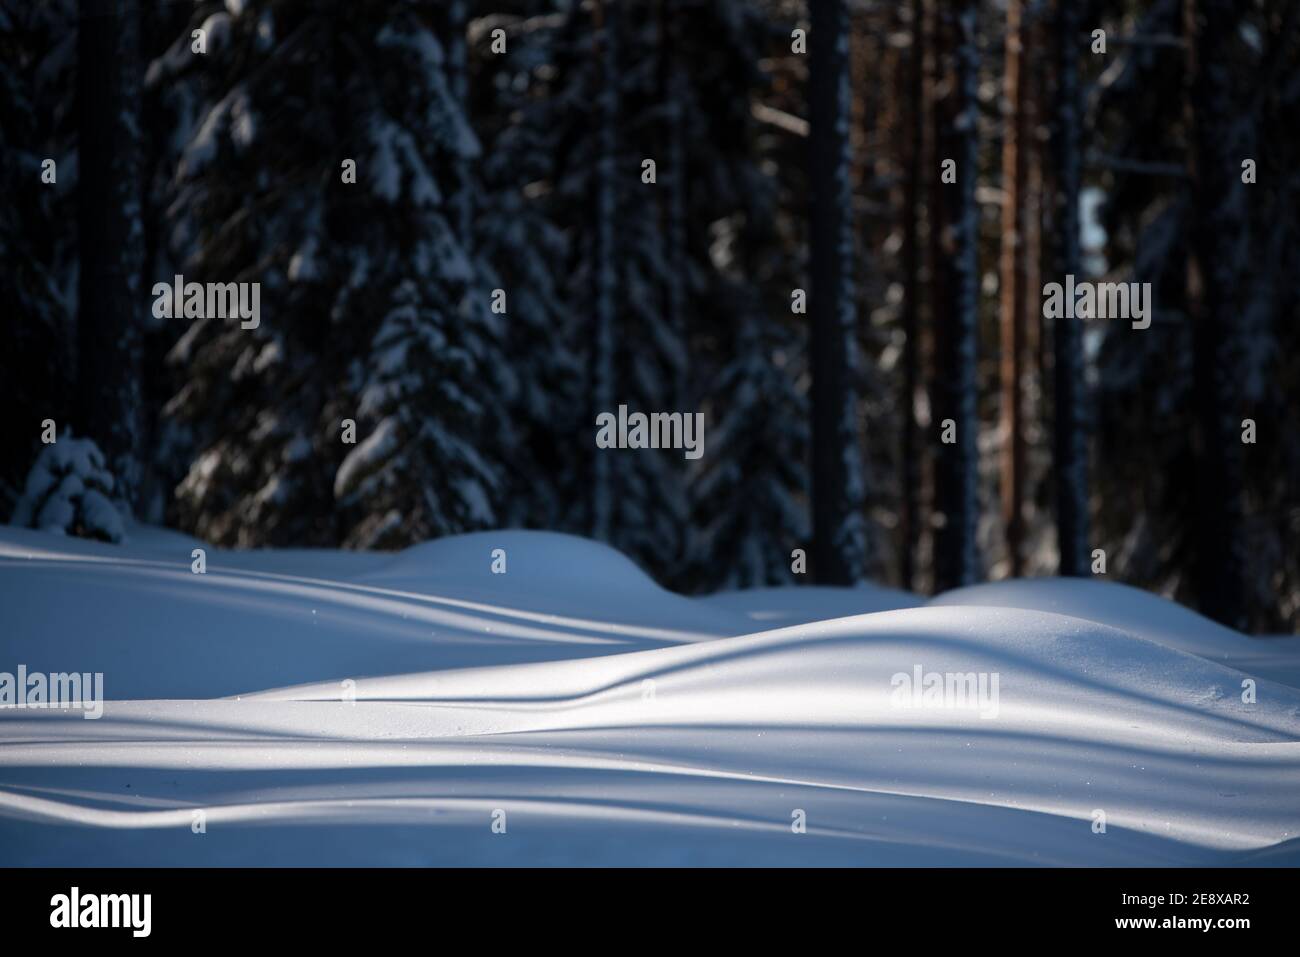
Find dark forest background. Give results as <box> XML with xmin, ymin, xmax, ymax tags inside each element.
<box><xmin>2</xmin><ymin>0</ymin><xmax>1298</xmax><ymax>632</ymax></box>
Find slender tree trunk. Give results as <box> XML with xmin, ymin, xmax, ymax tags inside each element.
<box><xmin>922</xmin><ymin>0</ymin><xmax>945</xmax><ymax>595</ymax></box>
<box><xmin>1024</xmin><ymin>30</ymin><xmax>1043</xmax><ymax>408</ymax></box>
<box><xmin>1185</xmin><ymin>0</ymin><xmax>1249</xmax><ymax>628</ymax></box>
<box><xmin>809</xmin><ymin>0</ymin><xmax>867</xmax><ymax>584</ymax></box>
<box><xmin>76</xmin><ymin>0</ymin><xmax>144</xmax><ymax>511</ymax></box>
<box><xmin>899</xmin><ymin>0</ymin><xmax>925</xmax><ymax>591</ymax></box>
<box><xmin>1052</xmin><ymin>0</ymin><xmax>1089</xmax><ymax>576</ymax></box>
<box><xmin>590</xmin><ymin>0</ymin><xmax>619</xmax><ymax>541</ymax></box>
<box><xmin>932</xmin><ymin>0</ymin><xmax>981</xmax><ymax>591</ymax></box>
<box><xmin>138</xmin><ymin>0</ymin><xmax>186</xmax><ymax>524</ymax></box>
<box><xmin>999</xmin><ymin>0</ymin><xmax>1027</xmax><ymax>577</ymax></box>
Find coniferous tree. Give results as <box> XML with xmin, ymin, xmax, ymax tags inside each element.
<box><xmin>998</xmin><ymin>0</ymin><xmax>1028</xmax><ymax>577</ymax></box>
<box><xmin>477</xmin><ymin>1</ymin><xmax>803</xmax><ymax>585</ymax></box>
<box><xmin>76</xmin><ymin>0</ymin><xmax>145</xmax><ymax>511</ymax></box>
<box><xmin>1088</xmin><ymin>0</ymin><xmax>1300</xmax><ymax>630</ymax></box>
<box><xmin>808</xmin><ymin>0</ymin><xmax>868</xmax><ymax>585</ymax></box>
<box><xmin>658</xmin><ymin>0</ymin><xmax>689</xmax><ymax>415</ymax></box>
<box><xmin>1050</xmin><ymin>0</ymin><xmax>1089</xmax><ymax>576</ymax></box>
<box><xmin>137</xmin><ymin>0</ymin><xmax>201</xmax><ymax>525</ymax></box>
<box><xmin>1091</xmin><ymin>0</ymin><xmax>1202</xmax><ymax>605</ymax></box>
<box><xmin>0</xmin><ymin>0</ymin><xmax>77</xmax><ymax>512</ymax></box>
<box><xmin>689</xmin><ymin>270</ymin><xmax>808</xmax><ymax>589</ymax></box>
<box><xmin>471</xmin><ymin>7</ymin><xmax>584</xmax><ymax>532</ymax></box>
<box><xmin>1186</xmin><ymin>0</ymin><xmax>1250</xmax><ymax>629</ymax></box>
<box><xmin>441</xmin><ymin>0</ymin><xmax>474</xmax><ymax>247</ymax></box>
<box><xmin>512</xmin><ymin>1</ymin><xmax>694</xmax><ymax>578</ymax></box>
<box><xmin>931</xmin><ymin>0</ymin><xmax>981</xmax><ymax>591</ymax></box>
<box><xmin>681</xmin><ymin>1</ymin><xmax>810</xmax><ymax>590</ymax></box>
<box><xmin>151</xmin><ymin>0</ymin><xmax>502</xmax><ymax>547</ymax></box>
<box><xmin>589</xmin><ymin>0</ymin><xmax>619</xmax><ymax>543</ymax></box>
<box><xmin>897</xmin><ymin>0</ymin><xmax>925</xmax><ymax>591</ymax></box>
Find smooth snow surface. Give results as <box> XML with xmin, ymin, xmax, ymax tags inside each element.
<box><xmin>2</xmin><ymin>524</ymin><xmax>1298</xmax><ymax>866</ymax></box>
<box><xmin>701</xmin><ymin>583</ymin><xmax>923</xmax><ymax>625</ymax></box>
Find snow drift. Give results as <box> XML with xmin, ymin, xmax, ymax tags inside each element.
<box><xmin>1</xmin><ymin>524</ymin><xmax>1297</xmax><ymax>866</ymax></box>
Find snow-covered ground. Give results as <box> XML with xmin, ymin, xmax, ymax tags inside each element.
<box><xmin>1</xmin><ymin>524</ymin><xmax>1298</xmax><ymax>866</ymax></box>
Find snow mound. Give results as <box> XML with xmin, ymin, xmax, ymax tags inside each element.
<box><xmin>354</xmin><ymin>529</ymin><xmax>749</xmax><ymax>638</ymax></box>
<box><xmin>362</xmin><ymin>529</ymin><xmax>672</xmax><ymax>593</ymax></box>
<box><xmin>930</xmin><ymin>577</ymin><xmax>1300</xmax><ymax>688</ymax></box>
<box><xmin>2</xmin><ymin>524</ymin><xmax>1298</xmax><ymax>866</ymax></box>
<box><xmin>930</xmin><ymin>578</ymin><xmax>1247</xmax><ymax>657</ymax></box>
<box><xmin>0</xmin><ymin>526</ymin><xmax>746</xmax><ymax>700</ymax></box>
<box><xmin>256</xmin><ymin>604</ymin><xmax>1300</xmax><ymax>744</ymax></box>
<box><xmin>701</xmin><ymin>583</ymin><xmax>923</xmax><ymax>626</ymax></box>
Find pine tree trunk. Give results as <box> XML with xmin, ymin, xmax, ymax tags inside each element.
<box><xmin>590</xmin><ymin>0</ymin><xmax>619</xmax><ymax>541</ymax></box>
<box><xmin>1023</xmin><ymin>32</ymin><xmax>1043</xmax><ymax>416</ymax></box>
<box><xmin>76</xmin><ymin>0</ymin><xmax>144</xmax><ymax>510</ymax></box>
<box><xmin>931</xmin><ymin>0</ymin><xmax>981</xmax><ymax>591</ymax></box>
<box><xmin>999</xmin><ymin>0</ymin><xmax>1027</xmax><ymax>577</ymax></box>
<box><xmin>923</xmin><ymin>0</ymin><xmax>945</xmax><ymax>595</ymax></box>
<box><xmin>808</xmin><ymin>0</ymin><xmax>867</xmax><ymax>585</ymax></box>
<box><xmin>899</xmin><ymin>0</ymin><xmax>925</xmax><ymax>591</ymax></box>
<box><xmin>1186</xmin><ymin>0</ymin><xmax>1249</xmax><ymax>629</ymax></box>
<box><xmin>1052</xmin><ymin>0</ymin><xmax>1089</xmax><ymax>576</ymax></box>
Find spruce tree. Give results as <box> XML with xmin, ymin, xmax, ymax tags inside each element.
<box><xmin>0</xmin><ymin>0</ymin><xmax>77</xmax><ymax>512</ymax></box>
<box><xmin>150</xmin><ymin>0</ymin><xmax>503</xmax><ymax>547</ymax></box>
